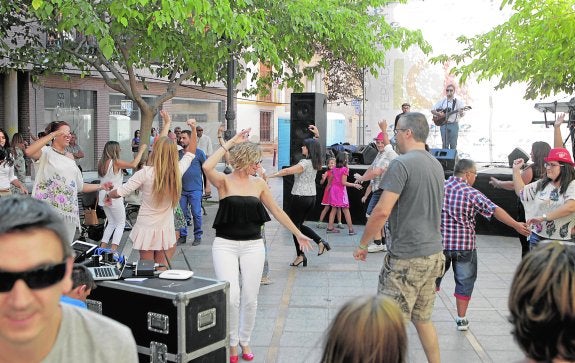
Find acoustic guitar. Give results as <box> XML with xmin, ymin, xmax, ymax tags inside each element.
<box><xmin>433</xmin><ymin>106</ymin><xmax>472</xmax><ymax>126</ymax></box>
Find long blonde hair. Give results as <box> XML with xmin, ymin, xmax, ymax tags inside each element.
<box><xmin>148</xmin><ymin>136</ymin><xmax>181</xmax><ymax>207</ymax></box>
<box><xmin>320</xmin><ymin>295</ymin><xmax>407</xmax><ymax>363</ymax></box>
<box><xmin>98</xmin><ymin>141</ymin><xmax>121</xmax><ymax>177</ymax></box>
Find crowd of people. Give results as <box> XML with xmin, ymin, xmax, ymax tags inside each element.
<box><xmin>2</xmin><ymin>106</ymin><xmax>575</xmax><ymax>363</ymax></box>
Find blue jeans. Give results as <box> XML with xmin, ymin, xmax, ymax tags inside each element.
<box><xmin>366</xmin><ymin>188</ymin><xmax>382</xmax><ymax>217</ymax></box>
<box><xmin>179</xmin><ymin>190</ymin><xmax>202</xmax><ymax>239</ymax></box>
<box><xmin>440</xmin><ymin>122</ymin><xmax>459</xmax><ymax>149</ymax></box>
<box><xmin>436</xmin><ymin>249</ymin><xmax>477</xmax><ymax>299</ymax></box>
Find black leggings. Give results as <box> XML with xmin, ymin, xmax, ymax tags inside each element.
<box><xmin>287</xmin><ymin>195</ymin><xmax>323</xmax><ymax>256</ymax></box>
<box><xmin>517</xmin><ymin>200</ymin><xmax>530</xmax><ymax>258</ymax></box>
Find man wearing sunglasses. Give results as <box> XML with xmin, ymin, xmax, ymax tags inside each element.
<box><xmin>0</xmin><ymin>197</ymin><xmax>138</xmax><ymax>363</ymax></box>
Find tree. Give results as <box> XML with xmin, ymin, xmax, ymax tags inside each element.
<box><xmin>314</xmin><ymin>44</ymin><xmax>364</xmax><ymax>104</ymax></box>
<box><xmin>3</xmin><ymin>0</ymin><xmax>430</xmax><ymax>146</ymax></box>
<box><xmin>433</xmin><ymin>0</ymin><xmax>575</xmax><ymax>100</ymax></box>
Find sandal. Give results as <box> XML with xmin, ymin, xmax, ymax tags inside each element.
<box><xmin>326</xmin><ymin>228</ymin><xmax>340</xmax><ymax>233</ymax></box>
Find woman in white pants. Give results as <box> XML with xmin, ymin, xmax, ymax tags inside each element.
<box><xmin>203</xmin><ymin>129</ymin><xmax>312</xmax><ymax>363</ymax></box>
<box><xmin>97</xmin><ymin>141</ymin><xmax>146</xmax><ymax>250</ymax></box>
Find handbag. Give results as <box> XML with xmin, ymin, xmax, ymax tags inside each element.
<box><xmin>84</xmin><ymin>199</ymin><xmax>99</xmax><ymax>226</ymax></box>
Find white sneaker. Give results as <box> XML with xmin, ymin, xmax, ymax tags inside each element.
<box><xmin>367</xmin><ymin>244</ymin><xmax>387</xmax><ymax>253</ymax></box>
<box><xmin>260</xmin><ymin>276</ymin><xmax>273</xmax><ymax>285</ymax></box>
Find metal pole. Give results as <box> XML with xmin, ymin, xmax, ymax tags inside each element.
<box><xmin>225</xmin><ymin>56</ymin><xmax>236</xmax><ymax>132</ymax></box>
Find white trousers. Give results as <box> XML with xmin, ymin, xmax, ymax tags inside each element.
<box><xmin>212</xmin><ymin>237</ymin><xmax>265</xmax><ymax>346</ymax></box>
<box><xmin>102</xmin><ymin>202</ymin><xmax>126</xmax><ymax>246</ymax></box>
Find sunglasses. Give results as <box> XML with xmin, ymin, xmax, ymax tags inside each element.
<box><xmin>0</xmin><ymin>262</ymin><xmax>67</xmax><ymax>292</ymax></box>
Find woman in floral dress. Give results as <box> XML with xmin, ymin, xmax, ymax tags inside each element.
<box><xmin>26</xmin><ymin>121</ymin><xmax>111</xmax><ymax>243</ymax></box>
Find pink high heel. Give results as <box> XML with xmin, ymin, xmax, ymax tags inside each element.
<box><xmin>240</xmin><ymin>345</ymin><xmax>254</xmax><ymax>361</ymax></box>
<box><xmin>230</xmin><ymin>355</ymin><xmax>239</xmax><ymax>363</ymax></box>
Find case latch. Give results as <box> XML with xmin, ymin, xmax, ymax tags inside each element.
<box><xmin>148</xmin><ymin>312</ymin><xmax>169</xmax><ymax>334</ymax></box>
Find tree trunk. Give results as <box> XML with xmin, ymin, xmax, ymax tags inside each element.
<box><xmin>138</xmin><ymin>104</ymin><xmax>156</xmax><ymax>161</ymax></box>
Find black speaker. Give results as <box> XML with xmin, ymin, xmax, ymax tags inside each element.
<box><xmin>507</xmin><ymin>147</ymin><xmax>529</xmax><ymax>168</ymax></box>
<box><xmin>290</xmin><ymin>93</ymin><xmax>327</xmax><ymax>165</ymax></box>
<box><xmin>430</xmin><ymin>148</ymin><xmax>458</xmax><ymax>171</ymax></box>
<box><xmin>352</xmin><ymin>144</ymin><xmax>378</xmax><ymax>165</ymax></box>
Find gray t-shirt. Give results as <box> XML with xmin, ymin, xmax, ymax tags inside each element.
<box><xmin>291</xmin><ymin>159</ymin><xmax>317</xmax><ymax>196</ymax></box>
<box><xmin>379</xmin><ymin>149</ymin><xmax>444</xmax><ymax>259</ymax></box>
<box><xmin>42</xmin><ymin>303</ymin><xmax>138</xmax><ymax>363</ymax></box>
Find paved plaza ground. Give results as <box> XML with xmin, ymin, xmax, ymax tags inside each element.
<box><xmin>115</xmin><ymin>154</ymin><xmax>527</xmax><ymax>363</ymax></box>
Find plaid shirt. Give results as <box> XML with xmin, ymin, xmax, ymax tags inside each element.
<box><xmin>441</xmin><ymin>176</ymin><xmax>497</xmax><ymax>250</ymax></box>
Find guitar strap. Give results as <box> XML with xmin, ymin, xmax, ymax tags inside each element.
<box><xmin>452</xmin><ymin>98</ymin><xmax>458</xmax><ymax>123</ymax></box>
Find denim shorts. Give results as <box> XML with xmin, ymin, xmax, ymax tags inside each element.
<box><xmin>529</xmin><ymin>232</ymin><xmax>575</xmax><ymax>251</ymax></box>
<box><xmin>366</xmin><ymin>188</ymin><xmax>382</xmax><ymax>217</ymax></box>
<box><xmin>378</xmin><ymin>251</ymin><xmax>445</xmax><ymax>322</ymax></box>
<box><xmin>436</xmin><ymin>249</ymin><xmax>477</xmax><ymax>299</ymax></box>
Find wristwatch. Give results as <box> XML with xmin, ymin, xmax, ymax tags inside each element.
<box><xmin>542</xmin><ymin>214</ymin><xmax>547</xmax><ymax>221</ymax></box>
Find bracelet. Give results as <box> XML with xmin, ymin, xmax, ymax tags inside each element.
<box><xmin>218</xmin><ymin>136</ymin><xmax>222</xmax><ymax>139</ymax></box>
<box><xmin>358</xmin><ymin>244</ymin><xmax>368</xmax><ymax>251</ymax></box>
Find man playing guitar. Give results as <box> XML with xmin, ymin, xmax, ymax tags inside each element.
<box><xmin>431</xmin><ymin>84</ymin><xmax>467</xmax><ymax>150</ymax></box>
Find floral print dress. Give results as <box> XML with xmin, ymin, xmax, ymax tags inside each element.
<box><xmin>32</xmin><ymin>146</ymin><xmax>84</xmax><ymax>229</ymax></box>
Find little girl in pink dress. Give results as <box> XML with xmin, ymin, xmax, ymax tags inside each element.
<box><xmin>327</xmin><ymin>152</ymin><xmax>362</xmax><ymax>235</ymax></box>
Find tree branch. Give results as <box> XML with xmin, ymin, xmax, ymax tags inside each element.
<box><xmin>155</xmin><ymin>69</ymin><xmax>195</xmax><ymax>107</ymax></box>
<box><xmin>117</xmin><ymin>41</ymin><xmax>145</xmax><ymax>107</ymax></box>
<box><xmin>60</xmin><ymin>46</ymin><xmax>126</xmax><ymax>94</ymax></box>
<box><xmin>94</xmin><ymin>51</ymin><xmax>133</xmax><ymax>98</ymax></box>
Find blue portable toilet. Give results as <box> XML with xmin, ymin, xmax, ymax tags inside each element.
<box><xmin>277</xmin><ymin>112</ymin><xmax>347</xmax><ymax>169</ymax></box>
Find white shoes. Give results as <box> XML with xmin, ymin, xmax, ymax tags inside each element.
<box><xmin>367</xmin><ymin>244</ymin><xmax>387</xmax><ymax>253</ymax></box>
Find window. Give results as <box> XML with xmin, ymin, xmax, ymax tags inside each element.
<box><xmin>44</xmin><ymin>88</ymin><xmax>96</xmax><ymax>171</ymax></box>
<box><xmin>260</xmin><ymin>111</ymin><xmax>272</xmax><ymax>142</ymax></box>
<box><xmin>108</xmin><ymin>95</ymin><xmax>158</xmax><ymax>163</ymax></box>
<box><xmin>257</xmin><ymin>63</ymin><xmax>272</xmax><ymax>102</ymax></box>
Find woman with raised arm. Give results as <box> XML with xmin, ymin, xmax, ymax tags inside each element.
<box><xmin>512</xmin><ymin>144</ymin><xmax>575</xmax><ymax>250</ymax></box>
<box><xmin>268</xmin><ymin>125</ymin><xmax>330</xmax><ymax>267</ymax></box>
<box><xmin>107</xmin><ymin>112</ymin><xmax>197</xmax><ymax>266</ymax></box>
<box><xmin>97</xmin><ymin>140</ymin><xmax>147</xmax><ymax>251</ymax></box>
<box><xmin>489</xmin><ymin>141</ymin><xmax>550</xmax><ymax>257</ymax></box>
<box><xmin>203</xmin><ymin>129</ymin><xmax>312</xmax><ymax>363</ymax></box>
<box><xmin>25</xmin><ymin>121</ymin><xmax>112</xmax><ymax>243</ymax></box>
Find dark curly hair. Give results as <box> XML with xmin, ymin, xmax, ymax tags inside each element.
<box><xmin>508</xmin><ymin>241</ymin><xmax>575</xmax><ymax>362</ymax></box>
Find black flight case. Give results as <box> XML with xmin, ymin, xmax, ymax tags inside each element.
<box><xmin>88</xmin><ymin>276</ymin><xmax>229</xmax><ymax>363</ymax></box>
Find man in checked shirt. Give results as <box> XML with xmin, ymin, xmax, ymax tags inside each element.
<box><xmin>436</xmin><ymin>159</ymin><xmax>530</xmax><ymax>331</ymax></box>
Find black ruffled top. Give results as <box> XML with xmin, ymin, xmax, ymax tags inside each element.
<box><xmin>213</xmin><ymin>196</ymin><xmax>271</xmax><ymax>240</ymax></box>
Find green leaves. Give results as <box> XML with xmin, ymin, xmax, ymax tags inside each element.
<box><xmin>434</xmin><ymin>0</ymin><xmax>575</xmax><ymax>99</ymax></box>
<box><xmin>6</xmin><ymin>0</ymin><xmax>430</xmax><ymax>105</ymax></box>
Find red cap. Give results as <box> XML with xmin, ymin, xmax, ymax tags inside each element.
<box><xmin>545</xmin><ymin>148</ymin><xmax>574</xmax><ymax>166</ymax></box>
<box><xmin>374</xmin><ymin>132</ymin><xmax>385</xmax><ymax>141</ymax></box>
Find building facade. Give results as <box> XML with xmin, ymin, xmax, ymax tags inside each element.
<box><xmin>0</xmin><ymin>70</ymin><xmax>227</xmax><ymax>171</ymax></box>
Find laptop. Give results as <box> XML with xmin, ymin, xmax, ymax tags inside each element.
<box><xmin>71</xmin><ymin>240</ymin><xmax>98</xmax><ymax>262</ymax></box>
<box><xmin>88</xmin><ymin>262</ymin><xmax>126</xmax><ymax>281</ymax></box>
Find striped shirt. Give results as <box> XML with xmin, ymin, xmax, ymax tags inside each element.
<box><xmin>441</xmin><ymin>176</ymin><xmax>497</xmax><ymax>250</ymax></box>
